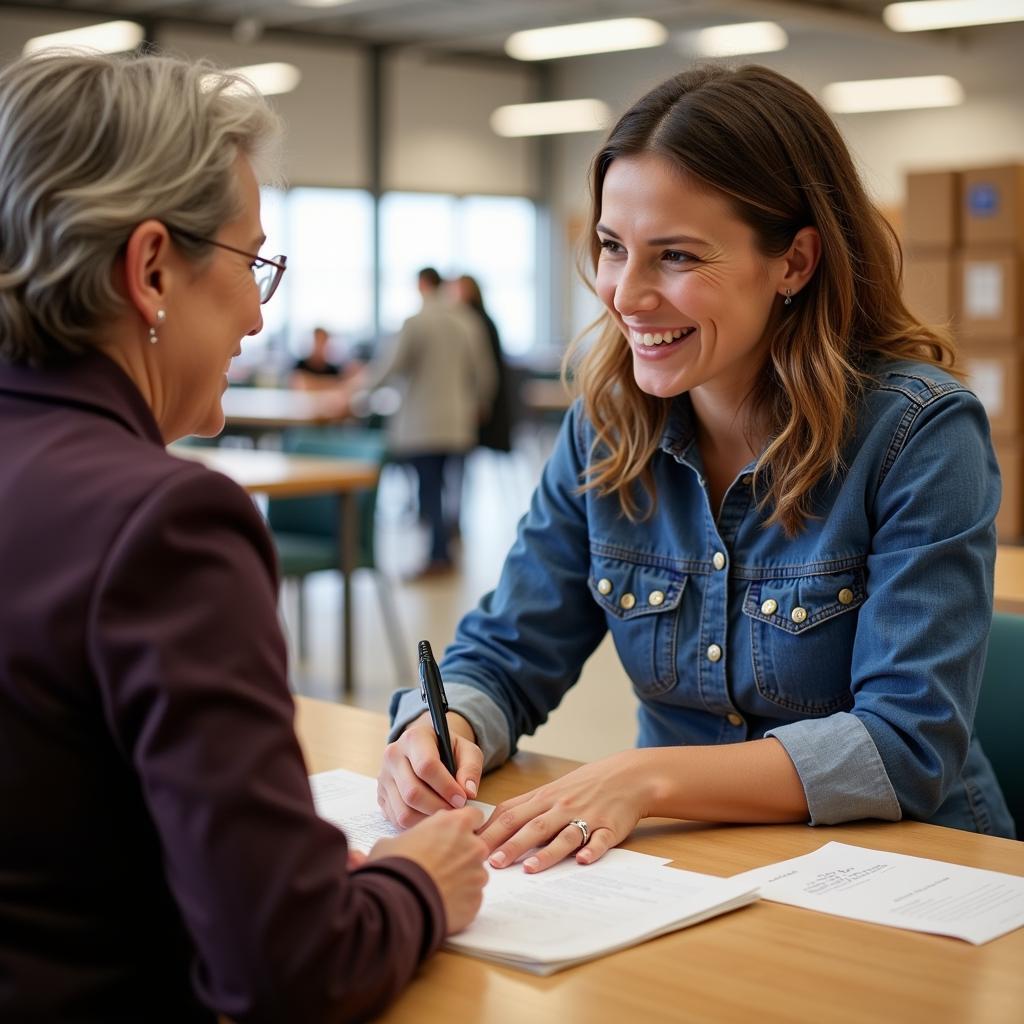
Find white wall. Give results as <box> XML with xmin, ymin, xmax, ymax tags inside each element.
<box><xmin>383</xmin><ymin>50</ymin><xmax>536</xmax><ymax>195</ymax></box>
<box><xmin>158</xmin><ymin>28</ymin><xmax>369</xmax><ymax>189</ymax></box>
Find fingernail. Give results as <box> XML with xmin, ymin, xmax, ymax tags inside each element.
<box><xmin>578</xmin><ymin>851</ymin><xmax>592</xmax><ymax>864</ymax></box>
<box><xmin>523</xmin><ymin>857</ymin><xmax>540</xmax><ymax>872</ymax></box>
<box><xmin>489</xmin><ymin>851</ymin><xmax>506</xmax><ymax>867</ymax></box>
<box><xmin>450</xmin><ymin>793</ymin><xmax>466</xmax><ymax>808</ymax></box>
<box><xmin>465</xmin><ymin>780</ymin><xmax>477</xmax><ymax>798</ymax></box>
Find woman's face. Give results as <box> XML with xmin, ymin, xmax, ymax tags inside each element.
<box><xmin>163</xmin><ymin>156</ymin><xmax>265</xmax><ymax>438</ymax></box>
<box><xmin>595</xmin><ymin>152</ymin><xmax>786</xmax><ymax>406</ymax></box>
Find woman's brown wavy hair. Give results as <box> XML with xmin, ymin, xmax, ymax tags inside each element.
<box><xmin>567</xmin><ymin>64</ymin><xmax>957</xmax><ymax>535</ymax></box>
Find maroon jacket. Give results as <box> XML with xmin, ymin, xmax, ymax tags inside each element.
<box><xmin>0</xmin><ymin>351</ymin><xmax>444</xmax><ymax>1023</ymax></box>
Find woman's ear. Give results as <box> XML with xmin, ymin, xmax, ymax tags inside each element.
<box><xmin>779</xmin><ymin>226</ymin><xmax>821</xmax><ymax>298</ymax></box>
<box><xmin>121</xmin><ymin>219</ymin><xmax>173</xmax><ymax>326</ymax></box>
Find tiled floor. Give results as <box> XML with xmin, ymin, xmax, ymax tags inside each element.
<box><xmin>283</xmin><ymin>437</ymin><xmax>638</xmax><ymax>764</ymax></box>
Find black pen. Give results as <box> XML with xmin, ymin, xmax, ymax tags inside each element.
<box><xmin>418</xmin><ymin>640</ymin><xmax>457</xmax><ymax>778</ymax></box>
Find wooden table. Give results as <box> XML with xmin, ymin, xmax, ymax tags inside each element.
<box><xmin>995</xmin><ymin>545</ymin><xmax>1024</xmax><ymax>614</ymax></box>
<box><xmin>172</xmin><ymin>448</ymin><xmax>378</xmax><ymax>693</ymax></box>
<box><xmin>295</xmin><ymin>697</ymin><xmax>1024</xmax><ymax>1024</ymax></box>
<box><xmin>221</xmin><ymin>386</ymin><xmax>350</xmax><ymax>433</ymax></box>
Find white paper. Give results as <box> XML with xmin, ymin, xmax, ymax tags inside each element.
<box><xmin>450</xmin><ymin>850</ymin><xmax>757</xmax><ymax>973</ymax></box>
<box><xmin>730</xmin><ymin>841</ymin><xmax>1024</xmax><ymax>945</ymax></box>
<box><xmin>964</xmin><ymin>262</ymin><xmax>1004</xmax><ymax>319</ymax></box>
<box><xmin>310</xmin><ymin>768</ymin><xmax>759</xmax><ymax>973</ymax></box>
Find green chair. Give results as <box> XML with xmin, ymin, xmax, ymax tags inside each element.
<box><xmin>267</xmin><ymin>427</ymin><xmax>409</xmax><ymax>686</ymax></box>
<box><xmin>974</xmin><ymin>612</ymin><xmax>1024</xmax><ymax>838</ymax></box>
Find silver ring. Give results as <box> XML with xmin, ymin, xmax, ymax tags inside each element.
<box><xmin>568</xmin><ymin>818</ymin><xmax>590</xmax><ymax>848</ymax></box>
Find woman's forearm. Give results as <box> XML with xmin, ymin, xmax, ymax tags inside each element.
<box><xmin>635</xmin><ymin>738</ymin><xmax>809</xmax><ymax>823</ymax></box>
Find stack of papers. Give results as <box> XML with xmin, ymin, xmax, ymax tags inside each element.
<box><xmin>309</xmin><ymin>768</ymin><xmax>759</xmax><ymax>974</ymax></box>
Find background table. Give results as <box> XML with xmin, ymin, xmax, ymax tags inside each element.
<box><xmin>295</xmin><ymin>697</ymin><xmax>1024</xmax><ymax>1024</ymax></box>
<box><xmin>221</xmin><ymin>386</ymin><xmax>350</xmax><ymax>432</ymax></box>
<box><xmin>173</xmin><ymin>448</ymin><xmax>378</xmax><ymax>693</ymax></box>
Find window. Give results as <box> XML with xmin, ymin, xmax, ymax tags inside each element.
<box><xmin>380</xmin><ymin>192</ymin><xmax>536</xmax><ymax>354</ymax></box>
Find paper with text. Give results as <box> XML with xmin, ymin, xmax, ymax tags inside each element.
<box><xmin>309</xmin><ymin>768</ymin><xmax>759</xmax><ymax>973</ymax></box>
<box><xmin>730</xmin><ymin>841</ymin><xmax>1024</xmax><ymax>944</ymax></box>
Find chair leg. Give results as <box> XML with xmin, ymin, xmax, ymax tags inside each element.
<box><xmin>296</xmin><ymin>578</ymin><xmax>307</xmax><ymax>661</ymax></box>
<box><xmin>372</xmin><ymin>569</ymin><xmax>412</xmax><ymax>685</ymax></box>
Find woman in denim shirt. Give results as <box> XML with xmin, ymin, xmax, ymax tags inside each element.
<box><xmin>380</xmin><ymin>65</ymin><xmax>1015</xmax><ymax>864</ymax></box>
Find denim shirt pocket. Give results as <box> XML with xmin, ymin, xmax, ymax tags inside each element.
<box><xmin>588</xmin><ymin>553</ymin><xmax>686</xmax><ymax>697</ymax></box>
<box><xmin>742</xmin><ymin>566</ymin><xmax>866</xmax><ymax>715</ymax></box>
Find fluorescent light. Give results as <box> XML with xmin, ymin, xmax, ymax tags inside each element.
<box><xmin>505</xmin><ymin>18</ymin><xmax>667</xmax><ymax>61</ymax></box>
<box><xmin>23</xmin><ymin>20</ymin><xmax>144</xmax><ymax>56</ymax></box>
<box><xmin>884</xmin><ymin>0</ymin><xmax>1024</xmax><ymax>32</ymax></box>
<box><xmin>225</xmin><ymin>63</ymin><xmax>302</xmax><ymax>97</ymax></box>
<box><xmin>491</xmin><ymin>99</ymin><xmax>612</xmax><ymax>137</ymax></box>
<box><xmin>683</xmin><ymin>21</ymin><xmax>788</xmax><ymax>57</ymax></box>
<box><xmin>823</xmin><ymin>75</ymin><xmax>963</xmax><ymax>113</ymax></box>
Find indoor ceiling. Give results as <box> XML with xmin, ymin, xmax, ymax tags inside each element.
<box><xmin>1</xmin><ymin>0</ymin><xmax>945</xmax><ymax>57</ymax></box>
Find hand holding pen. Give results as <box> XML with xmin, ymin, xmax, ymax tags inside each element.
<box><xmin>377</xmin><ymin>640</ymin><xmax>485</xmax><ymax>829</ymax></box>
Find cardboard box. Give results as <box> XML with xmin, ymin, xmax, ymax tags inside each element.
<box><xmin>905</xmin><ymin>171</ymin><xmax>959</xmax><ymax>248</ymax></box>
<box><xmin>960</xmin><ymin>344</ymin><xmax>1024</xmax><ymax>436</ymax></box>
<box><xmin>903</xmin><ymin>253</ymin><xmax>956</xmax><ymax>327</ymax></box>
<box><xmin>994</xmin><ymin>437</ymin><xmax>1024</xmax><ymax>542</ymax></box>
<box><xmin>961</xmin><ymin>165</ymin><xmax>1024</xmax><ymax>247</ymax></box>
<box><xmin>956</xmin><ymin>248</ymin><xmax>1024</xmax><ymax>341</ymax></box>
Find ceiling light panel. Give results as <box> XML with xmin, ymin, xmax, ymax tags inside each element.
<box><xmin>823</xmin><ymin>75</ymin><xmax>964</xmax><ymax>113</ymax></box>
<box><xmin>491</xmin><ymin>99</ymin><xmax>612</xmax><ymax>137</ymax></box>
<box><xmin>505</xmin><ymin>18</ymin><xmax>667</xmax><ymax>61</ymax></box>
<box><xmin>23</xmin><ymin>20</ymin><xmax>144</xmax><ymax>56</ymax></box>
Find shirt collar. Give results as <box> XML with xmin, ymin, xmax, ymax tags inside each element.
<box><xmin>0</xmin><ymin>349</ymin><xmax>164</xmax><ymax>445</ymax></box>
<box><xmin>658</xmin><ymin>393</ymin><xmax>698</xmax><ymax>459</ymax></box>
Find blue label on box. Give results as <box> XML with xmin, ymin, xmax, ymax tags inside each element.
<box><xmin>968</xmin><ymin>183</ymin><xmax>999</xmax><ymax>218</ymax></box>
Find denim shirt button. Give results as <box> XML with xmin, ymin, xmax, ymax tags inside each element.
<box><xmin>761</xmin><ymin>598</ymin><xmax>778</xmax><ymax>615</ymax></box>
<box><xmin>712</xmin><ymin>551</ymin><xmax>726</xmax><ymax>570</ymax></box>
<box><xmin>726</xmin><ymin>712</ymin><xmax>743</xmax><ymax>727</ymax></box>
<box><xmin>791</xmin><ymin>606</ymin><xmax>808</xmax><ymax>623</ymax></box>
<box><xmin>597</xmin><ymin>578</ymin><xmax>613</xmax><ymax>596</ymax></box>
<box><xmin>648</xmin><ymin>590</ymin><xmax>665</xmax><ymax>606</ymax></box>
<box><xmin>838</xmin><ymin>588</ymin><xmax>854</xmax><ymax>605</ymax></box>
<box><xmin>619</xmin><ymin>592</ymin><xmax>636</xmax><ymax>610</ymax></box>
<box><xmin>706</xmin><ymin>643</ymin><xmax>723</xmax><ymax>663</ymax></box>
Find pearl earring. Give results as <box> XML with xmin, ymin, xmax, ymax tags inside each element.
<box><xmin>148</xmin><ymin>308</ymin><xmax>166</xmax><ymax>344</ymax></box>
<box><xmin>783</xmin><ymin>289</ymin><xmax>793</xmax><ymax>307</ymax></box>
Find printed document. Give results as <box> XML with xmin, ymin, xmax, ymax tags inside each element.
<box><xmin>730</xmin><ymin>841</ymin><xmax>1024</xmax><ymax>944</ymax></box>
<box><xmin>310</xmin><ymin>768</ymin><xmax>760</xmax><ymax>973</ymax></box>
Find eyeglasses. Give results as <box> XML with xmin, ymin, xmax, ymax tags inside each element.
<box><xmin>167</xmin><ymin>227</ymin><xmax>287</xmax><ymax>304</ymax></box>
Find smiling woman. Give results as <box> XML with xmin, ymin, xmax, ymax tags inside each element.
<box><xmin>379</xmin><ymin>64</ymin><xmax>1015</xmax><ymax>876</ymax></box>
<box><xmin>0</xmin><ymin>50</ymin><xmax>489</xmax><ymax>1023</ymax></box>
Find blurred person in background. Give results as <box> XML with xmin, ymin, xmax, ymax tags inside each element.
<box><xmin>0</xmin><ymin>51</ymin><xmax>488</xmax><ymax>1024</ymax></box>
<box><xmin>291</xmin><ymin>325</ymin><xmax>341</xmax><ymax>389</ymax></box>
<box><xmin>453</xmin><ymin>274</ymin><xmax>513</xmax><ymax>455</ymax></box>
<box><xmin>364</xmin><ymin>267</ymin><xmax>495</xmax><ymax>577</ymax></box>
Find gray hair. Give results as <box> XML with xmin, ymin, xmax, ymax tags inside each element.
<box><xmin>0</xmin><ymin>50</ymin><xmax>283</xmax><ymax>366</ymax></box>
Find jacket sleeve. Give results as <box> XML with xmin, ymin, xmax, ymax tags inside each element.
<box><xmin>87</xmin><ymin>464</ymin><xmax>444</xmax><ymax>1024</ymax></box>
<box><xmin>390</xmin><ymin>403</ymin><xmax>608</xmax><ymax>767</ymax></box>
<box><xmin>767</xmin><ymin>387</ymin><xmax>999</xmax><ymax>824</ymax></box>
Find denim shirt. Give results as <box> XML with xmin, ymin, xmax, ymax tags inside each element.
<box><xmin>391</xmin><ymin>359</ymin><xmax>1014</xmax><ymax>838</ymax></box>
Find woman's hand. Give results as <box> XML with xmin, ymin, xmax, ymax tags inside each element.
<box><xmin>366</xmin><ymin>807</ymin><xmax>489</xmax><ymax>934</ymax></box>
<box><xmin>478</xmin><ymin>750</ymin><xmax>654</xmax><ymax>874</ymax></box>
<box><xmin>378</xmin><ymin>711</ymin><xmax>483</xmax><ymax>829</ymax></box>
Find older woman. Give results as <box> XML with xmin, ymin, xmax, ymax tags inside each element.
<box><xmin>379</xmin><ymin>65</ymin><xmax>1014</xmax><ymax>861</ymax></box>
<box><xmin>0</xmin><ymin>52</ymin><xmax>487</xmax><ymax>1023</ymax></box>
